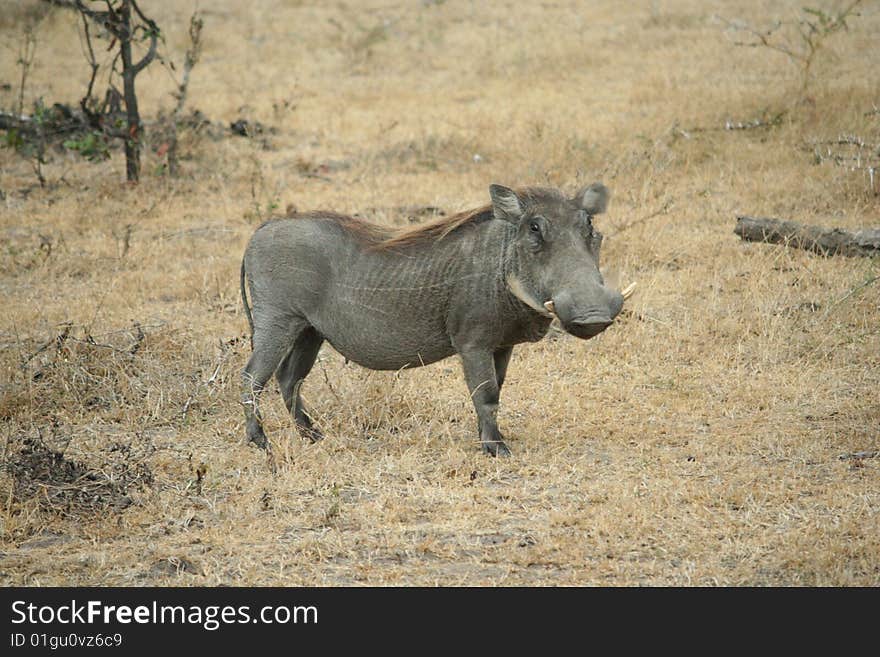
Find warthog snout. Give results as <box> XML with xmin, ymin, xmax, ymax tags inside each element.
<box><xmin>566</xmin><ymin>318</ymin><xmax>614</xmax><ymax>339</ymax></box>
<box><xmin>547</xmin><ymin>287</ymin><xmax>624</xmax><ymax>340</ymax></box>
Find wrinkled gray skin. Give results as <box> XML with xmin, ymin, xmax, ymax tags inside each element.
<box><xmin>240</xmin><ymin>183</ymin><xmax>624</xmax><ymax>456</ymax></box>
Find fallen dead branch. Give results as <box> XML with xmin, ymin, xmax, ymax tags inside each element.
<box><xmin>734</xmin><ymin>216</ymin><xmax>880</xmax><ymax>257</ymax></box>
<box><xmin>839</xmin><ymin>450</ymin><xmax>879</xmax><ymax>460</ymax></box>
<box><xmin>673</xmin><ymin>112</ymin><xmax>786</xmax><ymax>139</ymax></box>
<box><xmin>724</xmin><ymin>115</ymin><xmax>785</xmax><ymax>131</ymax></box>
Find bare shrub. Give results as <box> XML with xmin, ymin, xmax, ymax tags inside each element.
<box><xmin>719</xmin><ymin>1</ymin><xmax>865</xmax><ymax>98</ymax></box>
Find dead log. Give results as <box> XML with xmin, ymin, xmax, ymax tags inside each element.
<box><xmin>735</xmin><ymin>216</ymin><xmax>880</xmax><ymax>257</ymax></box>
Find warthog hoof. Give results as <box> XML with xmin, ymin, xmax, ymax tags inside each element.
<box><xmin>247</xmin><ymin>419</ymin><xmax>268</xmax><ymax>449</ymax></box>
<box><xmin>298</xmin><ymin>424</ymin><xmax>324</xmax><ymax>444</ymax></box>
<box><xmin>482</xmin><ymin>439</ymin><xmax>511</xmax><ymax>457</ymax></box>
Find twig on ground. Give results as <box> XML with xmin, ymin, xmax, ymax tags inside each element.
<box><xmin>609</xmin><ymin>199</ymin><xmax>674</xmax><ymax>236</ymax></box>
<box><xmin>820</xmin><ymin>275</ymin><xmax>879</xmax><ymax>320</ymax></box>
<box><xmin>318</xmin><ymin>356</ymin><xmax>342</xmax><ymax>404</ymax></box>
<box><xmin>839</xmin><ymin>451</ymin><xmax>879</xmax><ymax>460</ymax></box>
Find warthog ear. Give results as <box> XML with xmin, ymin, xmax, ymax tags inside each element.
<box><xmin>577</xmin><ymin>182</ymin><xmax>609</xmax><ymax>215</ymax></box>
<box><xmin>489</xmin><ymin>184</ymin><xmax>525</xmax><ymax>222</ymax></box>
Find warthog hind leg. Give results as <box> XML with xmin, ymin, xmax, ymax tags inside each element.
<box><xmin>242</xmin><ymin>341</ymin><xmax>290</xmax><ymax>448</ymax></box>
<box><xmin>242</xmin><ymin>317</ymin><xmax>310</xmax><ymax>448</ymax></box>
<box><xmin>276</xmin><ymin>327</ymin><xmax>324</xmax><ymax>442</ymax></box>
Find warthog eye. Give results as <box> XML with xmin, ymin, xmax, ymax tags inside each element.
<box><xmin>529</xmin><ymin>220</ymin><xmax>541</xmax><ymax>233</ymax></box>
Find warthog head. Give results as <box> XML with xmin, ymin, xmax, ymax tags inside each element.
<box><xmin>494</xmin><ymin>182</ymin><xmax>634</xmax><ymax>339</ymax></box>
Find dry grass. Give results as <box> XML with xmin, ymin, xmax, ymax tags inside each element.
<box><xmin>1</xmin><ymin>0</ymin><xmax>878</xmax><ymax>586</ymax></box>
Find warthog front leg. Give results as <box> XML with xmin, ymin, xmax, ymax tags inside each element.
<box><xmin>474</xmin><ymin>346</ymin><xmax>513</xmax><ymax>453</ymax></box>
<box><xmin>459</xmin><ymin>347</ymin><xmax>511</xmax><ymax>457</ymax></box>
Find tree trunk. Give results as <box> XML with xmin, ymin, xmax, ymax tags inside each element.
<box><xmin>734</xmin><ymin>216</ymin><xmax>880</xmax><ymax>257</ymax></box>
<box><xmin>119</xmin><ymin>0</ymin><xmax>141</xmax><ymax>183</ymax></box>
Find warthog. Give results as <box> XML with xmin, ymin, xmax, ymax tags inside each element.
<box><xmin>240</xmin><ymin>182</ymin><xmax>634</xmax><ymax>456</ymax></box>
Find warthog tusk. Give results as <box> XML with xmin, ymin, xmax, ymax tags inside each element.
<box><xmin>506</xmin><ymin>274</ymin><xmax>555</xmax><ymax>318</ymax></box>
<box><xmin>543</xmin><ymin>300</ymin><xmax>556</xmax><ymax>316</ymax></box>
<box><xmin>621</xmin><ymin>282</ymin><xmax>637</xmax><ymax>300</ymax></box>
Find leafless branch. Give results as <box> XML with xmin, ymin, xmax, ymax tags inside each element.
<box><xmin>17</xmin><ymin>27</ymin><xmax>38</xmax><ymax>117</ymax></box>
<box><xmin>77</xmin><ymin>12</ymin><xmax>100</xmax><ymax>120</ymax></box>
<box><xmin>45</xmin><ymin>0</ymin><xmax>112</xmax><ymax>31</ymax></box>
<box><xmin>130</xmin><ymin>14</ymin><xmax>159</xmax><ymax>76</ymax></box>
<box><xmin>608</xmin><ymin>199</ymin><xmax>674</xmax><ymax>236</ymax></box>
<box><xmin>173</xmin><ymin>13</ymin><xmax>204</xmax><ymax>119</ymax></box>
<box><xmin>165</xmin><ymin>12</ymin><xmax>203</xmax><ymax>176</ymax></box>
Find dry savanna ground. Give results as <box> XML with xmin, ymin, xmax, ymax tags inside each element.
<box><xmin>1</xmin><ymin>0</ymin><xmax>878</xmax><ymax>586</ymax></box>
